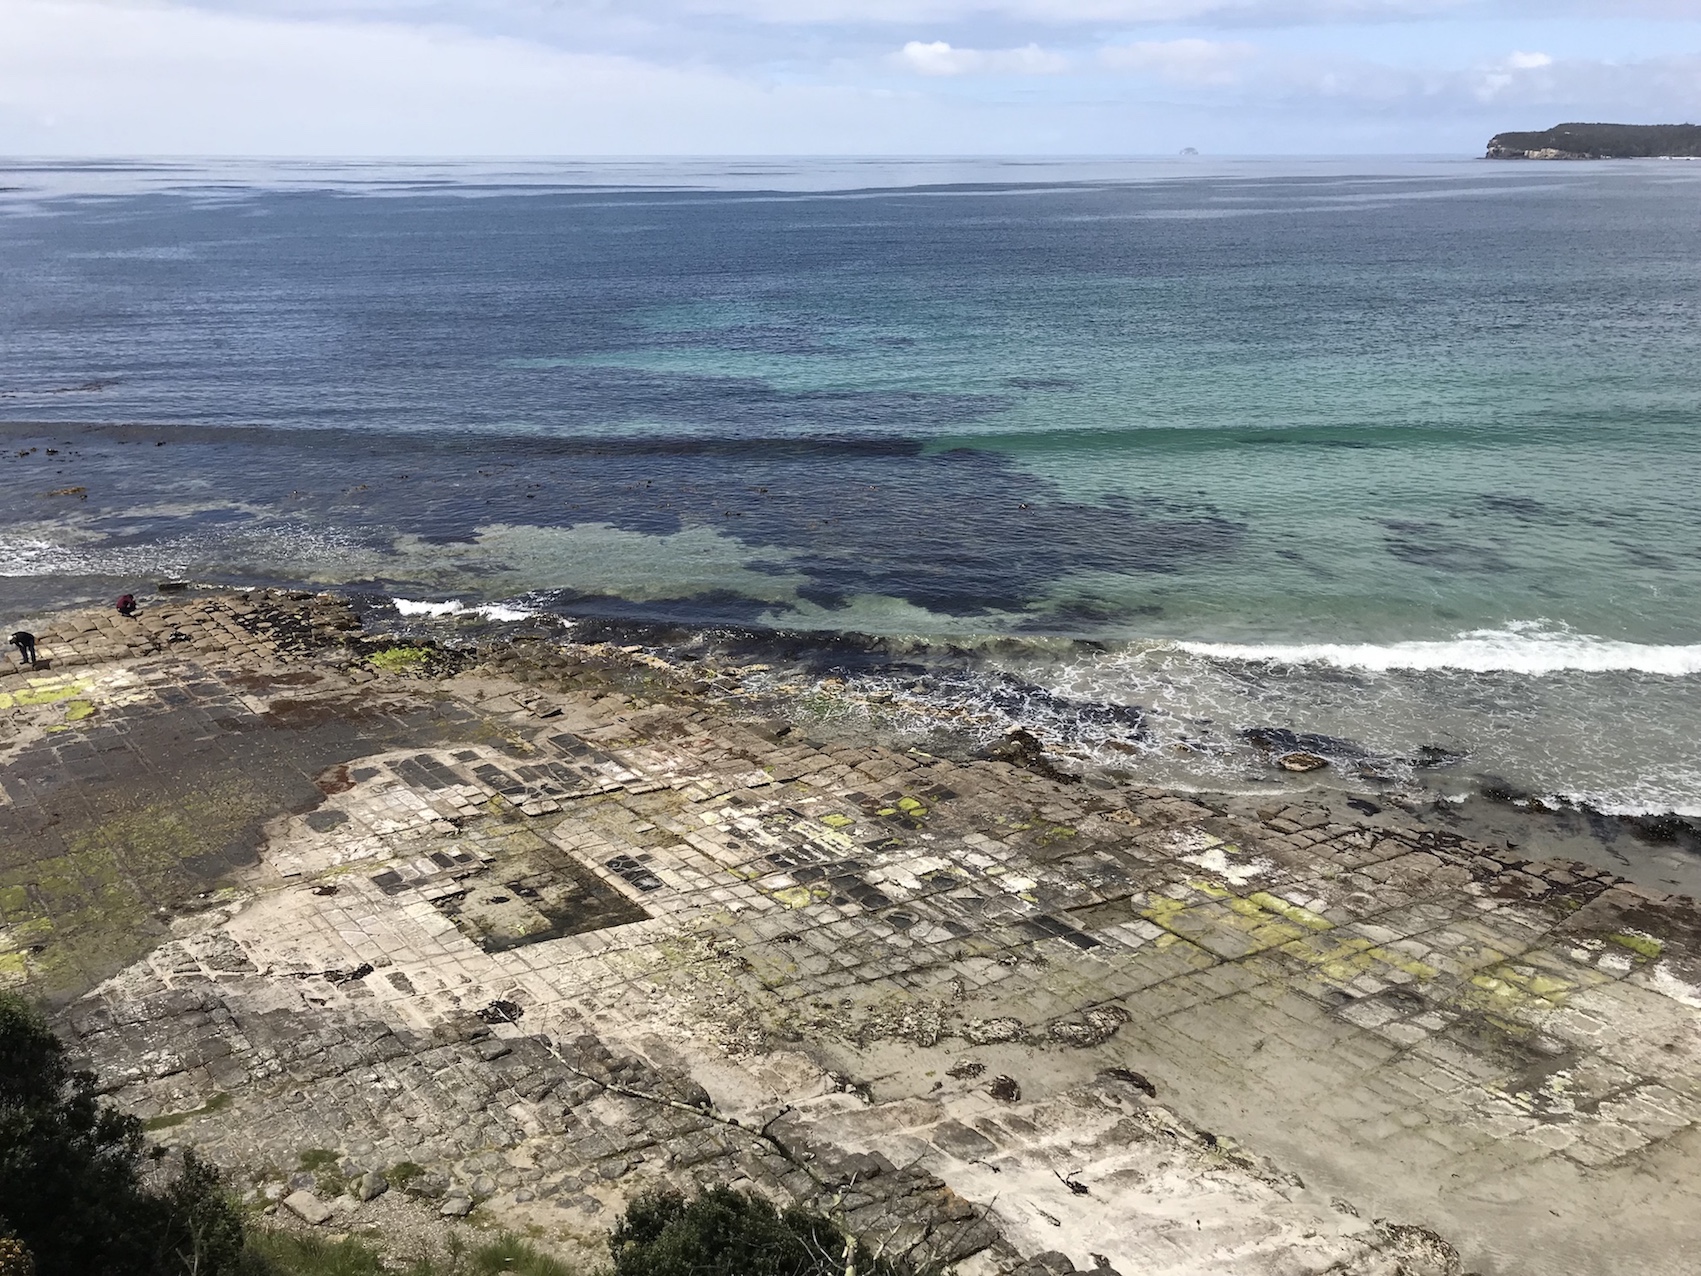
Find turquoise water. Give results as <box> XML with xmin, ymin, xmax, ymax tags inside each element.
<box><xmin>2</xmin><ymin>157</ymin><xmax>1699</xmax><ymax>812</ymax></box>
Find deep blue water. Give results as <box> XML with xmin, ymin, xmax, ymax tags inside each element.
<box><xmin>3</xmin><ymin>157</ymin><xmax>1700</xmax><ymax>815</ymax></box>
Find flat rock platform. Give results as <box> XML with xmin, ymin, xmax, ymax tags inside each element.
<box><xmin>3</xmin><ymin>593</ymin><xmax>1698</xmax><ymax>1275</ymax></box>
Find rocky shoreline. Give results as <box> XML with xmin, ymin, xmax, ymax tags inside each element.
<box><xmin>4</xmin><ymin>590</ymin><xmax>1700</xmax><ymax>1274</ymax></box>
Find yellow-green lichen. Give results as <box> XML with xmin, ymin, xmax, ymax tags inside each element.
<box><xmin>771</xmin><ymin>885</ymin><xmax>823</xmax><ymax>909</ymax></box>
<box><xmin>0</xmin><ymin>678</ymin><xmax>89</xmax><ymax>710</ymax></box>
<box><xmin>1608</xmin><ymin>931</ymin><xmax>1664</xmax><ymax>960</ymax></box>
<box><xmin>1247</xmin><ymin>891</ymin><xmax>1334</xmax><ymax>932</ymax></box>
<box><xmin>367</xmin><ymin>646</ymin><xmax>434</xmax><ymax>673</ymax></box>
<box><xmin>1461</xmin><ymin>960</ymin><xmax>1574</xmax><ymax>1010</ymax></box>
<box><xmin>7</xmin><ymin>918</ymin><xmax>51</xmax><ymax>943</ymax></box>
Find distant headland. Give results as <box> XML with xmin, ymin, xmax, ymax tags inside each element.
<box><xmin>1487</xmin><ymin>122</ymin><xmax>1701</xmax><ymax>159</ymax></box>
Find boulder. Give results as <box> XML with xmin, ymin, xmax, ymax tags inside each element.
<box><xmin>282</xmin><ymin>1191</ymin><xmax>333</xmax><ymax>1226</ymax></box>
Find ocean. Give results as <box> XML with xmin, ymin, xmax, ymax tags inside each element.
<box><xmin>3</xmin><ymin>156</ymin><xmax>1700</xmax><ymax>819</ymax></box>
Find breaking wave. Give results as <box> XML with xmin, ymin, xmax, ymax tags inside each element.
<box><xmin>391</xmin><ymin>597</ymin><xmax>539</xmax><ymax>623</ymax></box>
<box><xmin>1172</xmin><ymin>622</ymin><xmax>1701</xmax><ymax>677</ymax></box>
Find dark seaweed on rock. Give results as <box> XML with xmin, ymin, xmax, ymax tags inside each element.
<box><xmin>923</xmin><ymin>669</ymin><xmax>1150</xmax><ymax>742</ymax></box>
<box><xmin>1412</xmin><ymin>744</ymin><xmax>1466</xmax><ymax>769</ymax></box>
<box><xmin>1242</xmin><ymin>726</ymin><xmax>1371</xmax><ymax>759</ymax></box>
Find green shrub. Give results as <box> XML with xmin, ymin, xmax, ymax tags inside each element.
<box><xmin>386</xmin><ymin>1161</ymin><xmax>426</xmax><ymax>1189</ymax></box>
<box><xmin>0</xmin><ymin>993</ymin><xmax>247</xmax><ymax>1276</ymax></box>
<box><xmin>294</xmin><ymin>1148</ymin><xmax>347</xmax><ymax>1197</ymax></box>
<box><xmin>238</xmin><ymin>1232</ymin><xmax>386</xmax><ymax>1276</ymax></box>
<box><xmin>467</xmin><ymin>1236</ymin><xmax>575</xmax><ymax>1276</ymax></box>
<box><xmin>241</xmin><ymin>1231</ymin><xmax>574</xmax><ymax>1276</ymax></box>
<box><xmin>608</xmin><ymin>1187</ymin><xmax>899</xmax><ymax>1276</ymax></box>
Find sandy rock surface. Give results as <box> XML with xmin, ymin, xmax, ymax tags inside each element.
<box><xmin>4</xmin><ymin>592</ymin><xmax>1699</xmax><ymax>1275</ymax></box>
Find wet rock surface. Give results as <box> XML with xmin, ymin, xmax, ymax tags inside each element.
<box><xmin>4</xmin><ymin>593</ymin><xmax>1699</xmax><ymax>1274</ymax></box>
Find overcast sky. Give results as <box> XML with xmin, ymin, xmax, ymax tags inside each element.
<box><xmin>2</xmin><ymin>0</ymin><xmax>1699</xmax><ymax>155</ymax></box>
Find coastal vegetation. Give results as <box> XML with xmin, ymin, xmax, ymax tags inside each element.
<box><xmin>608</xmin><ymin>1187</ymin><xmax>906</xmax><ymax>1276</ymax></box>
<box><xmin>0</xmin><ymin>993</ymin><xmax>245</xmax><ymax>1275</ymax></box>
<box><xmin>0</xmin><ymin>993</ymin><xmax>900</xmax><ymax>1276</ymax></box>
<box><xmin>242</xmin><ymin>1231</ymin><xmax>573</xmax><ymax>1276</ymax></box>
<box><xmin>1486</xmin><ymin>122</ymin><xmax>1701</xmax><ymax>158</ymax></box>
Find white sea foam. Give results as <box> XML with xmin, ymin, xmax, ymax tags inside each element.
<box><xmin>391</xmin><ymin>597</ymin><xmax>540</xmax><ymax>623</ymax></box>
<box><xmin>1172</xmin><ymin>622</ymin><xmax>1701</xmax><ymax>676</ymax></box>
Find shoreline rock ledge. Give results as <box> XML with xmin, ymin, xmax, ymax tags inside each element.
<box><xmin>6</xmin><ymin>591</ymin><xmax>1701</xmax><ymax>1275</ymax></box>
<box><xmin>1487</xmin><ymin>122</ymin><xmax>1701</xmax><ymax>159</ymax></box>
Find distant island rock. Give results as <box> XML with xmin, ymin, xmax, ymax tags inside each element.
<box><xmin>1486</xmin><ymin>122</ymin><xmax>1701</xmax><ymax>159</ymax></box>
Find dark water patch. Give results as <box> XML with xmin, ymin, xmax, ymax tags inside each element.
<box><xmin>473</xmin><ymin>362</ymin><xmax>1009</xmax><ymax>434</ymax></box>
<box><xmin>1479</xmin><ymin>494</ymin><xmax>1548</xmax><ymax>521</ymax></box>
<box><xmin>660</xmin><ymin>323</ymin><xmax>838</xmax><ymax>357</ymax></box>
<box><xmin>1242</xmin><ymin>435</ymin><xmax>1380</xmax><ymax>449</ymax></box>
<box><xmin>0</xmin><ymin>421</ymin><xmax>1244</xmax><ymax>619</ymax></box>
<box><xmin>1381</xmin><ymin>520</ymin><xmax>1512</xmax><ymax>574</ymax></box>
<box><xmin>1617</xmin><ymin>541</ymin><xmax>1679</xmax><ymax>570</ymax></box>
<box><xmin>82</xmin><ymin>507</ymin><xmax>260</xmax><ymax>542</ymax></box>
<box><xmin>1016</xmin><ymin>598</ymin><xmax>1146</xmax><ymax>630</ymax></box>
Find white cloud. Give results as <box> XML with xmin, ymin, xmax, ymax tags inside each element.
<box><xmin>899</xmin><ymin>40</ymin><xmax>976</xmax><ymax>75</ymax></box>
<box><xmin>895</xmin><ymin>39</ymin><xmax>1070</xmax><ymax>75</ymax></box>
<box><xmin>1475</xmin><ymin>48</ymin><xmax>1557</xmax><ymax>99</ymax></box>
<box><xmin>687</xmin><ymin>0</ymin><xmax>1476</xmax><ymax>23</ymax></box>
<box><xmin>0</xmin><ymin>0</ymin><xmax>943</xmax><ymax>153</ymax></box>
<box><xmin>1244</xmin><ymin>44</ymin><xmax>1701</xmax><ymax>123</ymax></box>
<box><xmin>2</xmin><ymin>0</ymin><xmax>1699</xmax><ymax>156</ymax></box>
<box><xmin>1100</xmin><ymin>38</ymin><xmax>1258</xmax><ymax>85</ymax></box>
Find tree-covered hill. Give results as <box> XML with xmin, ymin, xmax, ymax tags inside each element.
<box><xmin>1487</xmin><ymin>123</ymin><xmax>1701</xmax><ymax>158</ymax></box>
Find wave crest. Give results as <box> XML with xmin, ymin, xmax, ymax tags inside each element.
<box><xmin>1172</xmin><ymin>622</ymin><xmax>1701</xmax><ymax>676</ymax></box>
<box><xmin>392</xmin><ymin>597</ymin><xmax>538</xmax><ymax>623</ymax></box>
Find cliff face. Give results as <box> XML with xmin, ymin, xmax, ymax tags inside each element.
<box><xmin>1487</xmin><ymin>122</ymin><xmax>1701</xmax><ymax>159</ymax></box>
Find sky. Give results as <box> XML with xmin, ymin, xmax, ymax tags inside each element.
<box><xmin>1</xmin><ymin>0</ymin><xmax>1700</xmax><ymax>155</ymax></box>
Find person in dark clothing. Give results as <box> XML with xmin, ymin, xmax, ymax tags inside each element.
<box><xmin>115</xmin><ymin>593</ymin><xmax>138</xmax><ymax>617</ymax></box>
<box><xmin>9</xmin><ymin>631</ymin><xmax>37</xmax><ymax>667</ymax></box>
